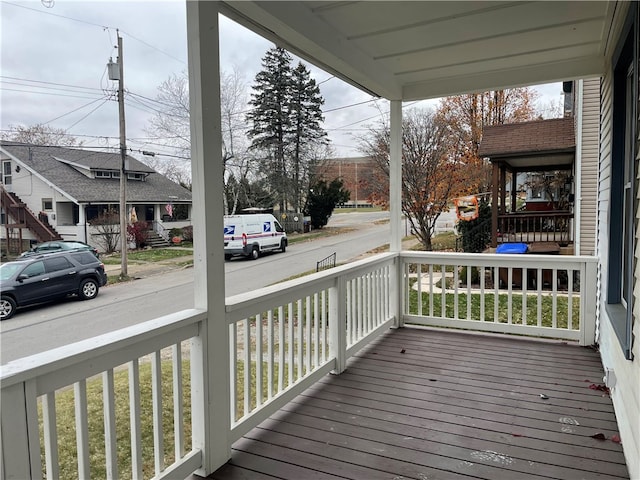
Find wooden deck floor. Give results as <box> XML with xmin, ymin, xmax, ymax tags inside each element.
<box><xmin>206</xmin><ymin>328</ymin><xmax>628</xmax><ymax>480</ymax></box>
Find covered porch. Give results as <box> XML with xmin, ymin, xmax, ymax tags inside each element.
<box><xmin>479</xmin><ymin>118</ymin><xmax>577</xmax><ymax>250</ymax></box>
<box><xmin>1</xmin><ymin>1</ymin><xmax>637</xmax><ymax>479</ymax></box>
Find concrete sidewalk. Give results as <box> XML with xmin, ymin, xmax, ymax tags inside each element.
<box><xmin>104</xmin><ymin>254</ymin><xmax>194</xmax><ymax>279</ymax></box>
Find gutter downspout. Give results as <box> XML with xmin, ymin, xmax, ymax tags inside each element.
<box><xmin>574</xmin><ymin>79</ymin><xmax>583</xmax><ymax>256</ymax></box>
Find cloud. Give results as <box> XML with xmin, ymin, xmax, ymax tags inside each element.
<box><xmin>1</xmin><ymin>1</ymin><xmax>562</xmax><ymax>160</ymax></box>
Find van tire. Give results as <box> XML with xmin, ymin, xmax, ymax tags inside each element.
<box><xmin>280</xmin><ymin>239</ymin><xmax>286</xmax><ymax>253</ymax></box>
<box><xmin>250</xmin><ymin>246</ymin><xmax>259</xmax><ymax>260</ymax></box>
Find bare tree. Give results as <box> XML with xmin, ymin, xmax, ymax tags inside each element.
<box><xmin>1</xmin><ymin>124</ymin><xmax>83</xmax><ymax>146</ymax></box>
<box><xmin>144</xmin><ymin>68</ymin><xmax>252</xmax><ymax>209</ymax></box>
<box><xmin>90</xmin><ymin>209</ymin><xmax>121</xmax><ymax>254</ymax></box>
<box><xmin>359</xmin><ymin>108</ymin><xmax>461</xmax><ymax>250</ymax></box>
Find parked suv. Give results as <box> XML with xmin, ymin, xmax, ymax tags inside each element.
<box><xmin>19</xmin><ymin>240</ymin><xmax>99</xmax><ymax>259</ymax></box>
<box><xmin>0</xmin><ymin>251</ymin><xmax>108</xmax><ymax>320</ymax></box>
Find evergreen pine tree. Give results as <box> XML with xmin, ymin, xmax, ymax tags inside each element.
<box><xmin>289</xmin><ymin>62</ymin><xmax>328</xmax><ymax>212</ymax></box>
<box><xmin>247</xmin><ymin>47</ymin><xmax>294</xmax><ymax>213</ymax></box>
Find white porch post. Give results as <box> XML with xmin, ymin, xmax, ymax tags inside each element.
<box><xmin>186</xmin><ymin>1</ymin><xmax>230</xmax><ymax>475</ymax></box>
<box><xmin>389</xmin><ymin>100</ymin><xmax>404</xmax><ymax>327</ymax></box>
<box><xmin>390</xmin><ymin>100</ymin><xmax>403</xmax><ymax>252</ymax></box>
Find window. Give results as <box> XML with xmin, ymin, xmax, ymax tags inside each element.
<box><xmin>607</xmin><ymin>7</ymin><xmax>638</xmax><ymax>361</ymax></box>
<box><xmin>44</xmin><ymin>256</ymin><xmax>73</xmax><ymax>273</ymax></box>
<box><xmin>2</xmin><ymin>160</ymin><xmax>12</xmax><ymax>186</ymax></box>
<box><xmin>127</xmin><ymin>172</ymin><xmax>146</xmax><ymax>181</ymax></box>
<box><xmin>71</xmin><ymin>252</ymin><xmax>99</xmax><ymax>265</ymax></box>
<box><xmin>22</xmin><ymin>261</ymin><xmax>45</xmax><ymax>278</ymax></box>
<box><xmin>42</xmin><ymin>198</ymin><xmax>53</xmax><ymax>211</ymax></box>
<box><xmin>95</xmin><ymin>170</ymin><xmax>112</xmax><ymax>178</ymax></box>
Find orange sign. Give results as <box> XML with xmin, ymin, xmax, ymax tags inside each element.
<box><xmin>454</xmin><ymin>196</ymin><xmax>479</xmax><ymax>221</ymax></box>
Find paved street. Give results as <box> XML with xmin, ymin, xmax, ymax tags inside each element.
<box><xmin>1</xmin><ymin>211</ymin><xmax>406</xmax><ymax>363</ymax></box>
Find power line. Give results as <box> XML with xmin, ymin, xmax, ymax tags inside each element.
<box><xmin>0</xmin><ymin>76</ymin><xmax>106</xmax><ymax>92</ymax></box>
<box><xmin>0</xmin><ymin>87</ymin><xmax>103</xmax><ymax>100</ymax></box>
<box><xmin>2</xmin><ymin>1</ymin><xmax>112</xmax><ymax>29</ymax></box>
<box><xmin>66</xmin><ymin>98</ymin><xmax>111</xmax><ymax>131</ymax></box>
<box><xmin>2</xmin><ymin>2</ymin><xmax>186</xmax><ymax>66</ymax></box>
<box><xmin>323</xmin><ymin>98</ymin><xmax>377</xmax><ymax>113</ymax></box>
<box><xmin>42</xmin><ymin>95</ymin><xmax>112</xmax><ymax>125</ymax></box>
<box><xmin>119</xmin><ymin>30</ymin><xmax>186</xmax><ymax>65</ymax></box>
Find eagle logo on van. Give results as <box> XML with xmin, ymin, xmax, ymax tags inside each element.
<box><xmin>263</xmin><ymin>222</ymin><xmax>272</xmax><ymax>233</ymax></box>
<box><xmin>224</xmin><ymin>225</ymin><xmax>235</xmax><ymax>235</ymax></box>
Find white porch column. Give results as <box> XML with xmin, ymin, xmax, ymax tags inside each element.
<box><xmin>389</xmin><ymin>100</ymin><xmax>404</xmax><ymax>328</ymax></box>
<box><xmin>389</xmin><ymin>100</ymin><xmax>403</xmax><ymax>252</ymax></box>
<box><xmin>186</xmin><ymin>1</ymin><xmax>229</xmax><ymax>475</ymax></box>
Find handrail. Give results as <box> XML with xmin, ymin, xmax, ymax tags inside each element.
<box><xmin>399</xmin><ymin>251</ymin><xmax>597</xmax><ymax>345</ymax></box>
<box><xmin>0</xmin><ymin>251</ymin><xmax>599</xmax><ymax>479</ymax></box>
<box><xmin>1</xmin><ymin>309</ymin><xmax>207</xmax><ymax>480</ymax></box>
<box><xmin>0</xmin><ymin>186</ymin><xmax>62</xmax><ymax>242</ymax></box>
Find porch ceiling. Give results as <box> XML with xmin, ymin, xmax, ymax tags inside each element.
<box><xmin>220</xmin><ymin>1</ymin><xmax>618</xmax><ymax>100</ymax></box>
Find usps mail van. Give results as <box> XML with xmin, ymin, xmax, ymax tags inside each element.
<box><xmin>223</xmin><ymin>214</ymin><xmax>287</xmax><ymax>260</ymax></box>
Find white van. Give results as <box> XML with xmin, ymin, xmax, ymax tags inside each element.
<box><xmin>223</xmin><ymin>214</ymin><xmax>287</xmax><ymax>260</ymax></box>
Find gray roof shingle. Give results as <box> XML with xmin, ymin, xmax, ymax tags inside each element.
<box><xmin>1</xmin><ymin>141</ymin><xmax>192</xmax><ymax>203</ymax></box>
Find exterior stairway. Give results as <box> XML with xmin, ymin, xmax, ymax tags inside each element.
<box><xmin>1</xmin><ymin>186</ymin><xmax>62</xmax><ymax>242</ymax></box>
<box><xmin>145</xmin><ymin>229</ymin><xmax>170</xmax><ymax>248</ymax></box>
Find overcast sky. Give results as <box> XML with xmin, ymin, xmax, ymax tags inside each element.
<box><xmin>1</xmin><ymin>0</ymin><xmax>564</xmax><ymax>162</ymax></box>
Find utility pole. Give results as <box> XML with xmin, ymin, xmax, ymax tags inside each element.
<box><xmin>115</xmin><ymin>31</ymin><xmax>128</xmax><ymax>277</ymax></box>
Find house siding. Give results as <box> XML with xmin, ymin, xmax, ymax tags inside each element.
<box><xmin>579</xmin><ymin>78</ymin><xmax>600</xmax><ymax>256</ymax></box>
<box><xmin>596</xmin><ymin>6</ymin><xmax>640</xmax><ymax>479</ymax></box>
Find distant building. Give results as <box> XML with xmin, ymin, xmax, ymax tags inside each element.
<box><xmin>319</xmin><ymin>156</ymin><xmax>378</xmax><ymax>207</ymax></box>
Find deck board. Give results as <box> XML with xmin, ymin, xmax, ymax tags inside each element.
<box><xmin>207</xmin><ymin>328</ymin><xmax>628</xmax><ymax>480</ymax></box>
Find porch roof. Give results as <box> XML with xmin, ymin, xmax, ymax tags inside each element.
<box><xmin>220</xmin><ymin>1</ymin><xmax>618</xmax><ymax>100</ymax></box>
<box><xmin>479</xmin><ymin>117</ymin><xmax>576</xmax><ymax>171</ymax></box>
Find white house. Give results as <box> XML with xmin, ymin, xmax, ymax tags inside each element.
<box><xmin>0</xmin><ymin>141</ymin><xmax>192</xmax><ymax>253</ymax></box>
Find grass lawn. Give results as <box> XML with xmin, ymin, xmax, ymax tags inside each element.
<box><xmin>41</xmin><ymin>360</ymin><xmax>192</xmax><ymax>480</ymax></box>
<box><xmin>41</xmin><ymin>357</ymin><xmax>300</xmax><ymax>478</ymax></box>
<box><xmin>407</xmin><ymin>281</ymin><xmax>580</xmax><ymax>329</ymax></box>
<box><xmin>102</xmin><ymin>248</ymin><xmax>193</xmax><ymax>265</ymax></box>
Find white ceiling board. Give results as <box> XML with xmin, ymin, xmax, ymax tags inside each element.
<box><xmin>221</xmin><ymin>1</ymin><xmax>617</xmax><ymax>101</ymax></box>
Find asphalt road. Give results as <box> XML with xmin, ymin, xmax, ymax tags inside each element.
<box><xmin>1</xmin><ymin>211</ymin><xmax>393</xmax><ymax>364</ymax></box>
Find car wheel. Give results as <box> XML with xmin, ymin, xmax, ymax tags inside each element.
<box><xmin>0</xmin><ymin>296</ymin><xmax>17</xmax><ymax>320</ymax></box>
<box><xmin>250</xmin><ymin>246</ymin><xmax>259</xmax><ymax>260</ymax></box>
<box><xmin>224</xmin><ymin>254</ymin><xmax>232</xmax><ymax>261</ymax></box>
<box><xmin>79</xmin><ymin>278</ymin><xmax>99</xmax><ymax>300</ymax></box>
<box><xmin>280</xmin><ymin>239</ymin><xmax>287</xmax><ymax>253</ymax></box>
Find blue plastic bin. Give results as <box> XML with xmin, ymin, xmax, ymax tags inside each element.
<box><xmin>496</xmin><ymin>243</ymin><xmax>528</xmax><ymax>254</ymax></box>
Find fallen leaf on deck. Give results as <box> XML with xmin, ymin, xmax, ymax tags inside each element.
<box><xmin>511</xmin><ymin>433</ymin><xmax>523</xmax><ymax>437</ymax></box>
<box><xmin>611</xmin><ymin>434</ymin><xmax>621</xmax><ymax>444</ymax></box>
<box><xmin>400</xmin><ymin>349</ymin><xmax>406</xmax><ymax>354</ymax></box>
<box><xmin>590</xmin><ymin>433</ymin><xmax>606</xmax><ymax>441</ymax></box>
<box><xmin>539</xmin><ymin>394</ymin><xmax>549</xmax><ymax>400</ymax></box>
<box><xmin>589</xmin><ymin>384</ymin><xmax>610</xmax><ymax>394</ymax></box>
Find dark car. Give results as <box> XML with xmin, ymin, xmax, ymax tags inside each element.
<box><xmin>19</xmin><ymin>240</ymin><xmax>99</xmax><ymax>259</ymax></box>
<box><xmin>0</xmin><ymin>251</ymin><xmax>108</xmax><ymax>320</ymax></box>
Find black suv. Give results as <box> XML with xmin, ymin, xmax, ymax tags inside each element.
<box><xmin>0</xmin><ymin>251</ymin><xmax>108</xmax><ymax>320</ymax></box>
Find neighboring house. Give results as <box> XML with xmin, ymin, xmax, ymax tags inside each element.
<box><xmin>479</xmin><ymin>78</ymin><xmax>600</xmax><ymax>254</ymax></box>
<box><xmin>0</xmin><ymin>141</ymin><xmax>192</xmax><ymax>253</ymax></box>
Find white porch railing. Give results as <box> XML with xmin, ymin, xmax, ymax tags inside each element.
<box><xmin>1</xmin><ymin>310</ymin><xmax>207</xmax><ymax>480</ymax></box>
<box><xmin>225</xmin><ymin>253</ymin><xmax>397</xmax><ymax>442</ymax></box>
<box><xmin>400</xmin><ymin>252</ymin><xmax>597</xmax><ymax>345</ymax></box>
<box><xmin>0</xmin><ymin>251</ymin><xmax>597</xmax><ymax>479</ymax></box>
